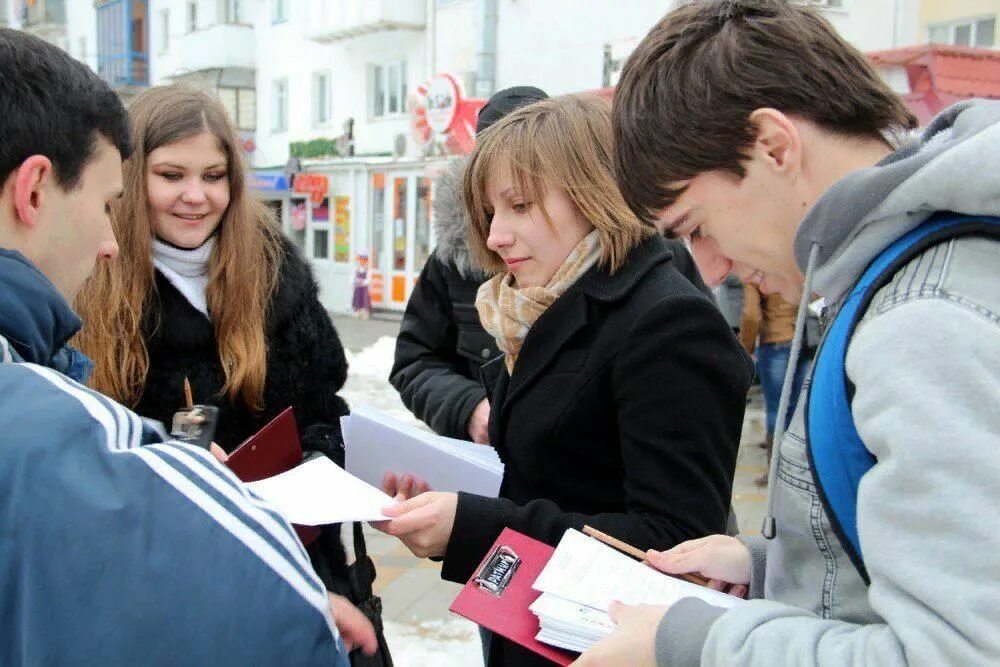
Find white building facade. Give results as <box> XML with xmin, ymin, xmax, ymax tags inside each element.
<box><xmin>248</xmin><ymin>0</ymin><xmax>921</xmax><ymax>312</ymax></box>
<box><xmin>1</xmin><ymin>0</ymin><xmax>923</xmax><ymax>313</ymax></box>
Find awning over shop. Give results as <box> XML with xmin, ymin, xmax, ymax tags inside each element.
<box><xmin>869</xmin><ymin>44</ymin><xmax>1000</xmax><ymax>126</ymax></box>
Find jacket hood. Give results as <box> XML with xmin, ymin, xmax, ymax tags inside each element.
<box><xmin>763</xmin><ymin>100</ymin><xmax>1000</xmax><ymax>531</ymax></box>
<box><xmin>796</xmin><ymin>99</ymin><xmax>1000</xmax><ymax>304</ymax></box>
<box><xmin>432</xmin><ymin>157</ymin><xmax>483</xmax><ymax>279</ymax></box>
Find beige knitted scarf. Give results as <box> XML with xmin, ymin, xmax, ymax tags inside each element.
<box><xmin>476</xmin><ymin>230</ymin><xmax>601</xmax><ymax>373</ymax></box>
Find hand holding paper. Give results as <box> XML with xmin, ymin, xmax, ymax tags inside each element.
<box><xmin>375</xmin><ymin>491</ymin><xmax>458</xmax><ymax>558</ymax></box>
<box><xmin>247</xmin><ymin>457</ymin><xmax>398</xmax><ymax>525</ymax></box>
<box><xmin>568</xmin><ymin>602</ymin><xmax>663</xmax><ymax>667</ymax></box>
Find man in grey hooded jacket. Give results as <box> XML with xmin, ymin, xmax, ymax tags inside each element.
<box><xmin>573</xmin><ymin>1</ymin><xmax>1000</xmax><ymax>665</ymax></box>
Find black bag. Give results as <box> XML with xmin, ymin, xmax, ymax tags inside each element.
<box><xmin>314</xmin><ymin>523</ymin><xmax>393</xmax><ymax>666</ymax></box>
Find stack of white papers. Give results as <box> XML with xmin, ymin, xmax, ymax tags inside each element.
<box><xmin>529</xmin><ymin>529</ymin><xmax>743</xmax><ymax>653</ymax></box>
<box><xmin>246</xmin><ymin>457</ymin><xmax>397</xmax><ymax>525</ymax></box>
<box><xmin>342</xmin><ymin>406</ymin><xmax>504</xmax><ymax>498</ymax></box>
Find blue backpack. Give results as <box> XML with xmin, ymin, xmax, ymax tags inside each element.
<box><xmin>807</xmin><ymin>213</ymin><xmax>1000</xmax><ymax>585</ymax></box>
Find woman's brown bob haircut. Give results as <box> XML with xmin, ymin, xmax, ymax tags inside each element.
<box><xmin>463</xmin><ymin>93</ymin><xmax>654</xmax><ymax>275</ymax></box>
<box><xmin>613</xmin><ymin>0</ymin><xmax>918</xmax><ymax>226</ymax></box>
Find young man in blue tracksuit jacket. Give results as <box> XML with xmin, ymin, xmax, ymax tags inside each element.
<box><xmin>0</xmin><ymin>29</ymin><xmax>371</xmax><ymax>664</ymax></box>
<box><xmin>574</xmin><ymin>1</ymin><xmax>1000</xmax><ymax>666</ymax></box>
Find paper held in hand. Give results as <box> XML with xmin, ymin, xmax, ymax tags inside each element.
<box><xmin>530</xmin><ymin>529</ymin><xmax>744</xmax><ymax>654</ymax></box>
<box><xmin>342</xmin><ymin>405</ymin><xmax>504</xmax><ymax>497</ymax></box>
<box><xmin>246</xmin><ymin>456</ymin><xmax>397</xmax><ymax>525</ymax></box>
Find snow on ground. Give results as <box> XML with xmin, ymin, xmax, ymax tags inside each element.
<box><xmin>342</xmin><ymin>336</ymin><xmax>419</xmax><ymax>425</ymax></box>
<box><xmin>382</xmin><ymin>619</ymin><xmax>482</xmax><ymax>667</ymax></box>
<box><xmin>344</xmin><ymin>336</ymin><xmax>483</xmax><ymax>665</ymax></box>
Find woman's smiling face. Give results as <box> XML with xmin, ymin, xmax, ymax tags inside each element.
<box><xmin>146</xmin><ymin>131</ymin><xmax>230</xmax><ymax>249</ymax></box>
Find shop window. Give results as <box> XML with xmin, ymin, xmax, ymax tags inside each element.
<box><xmin>414</xmin><ymin>178</ymin><xmax>431</xmax><ymax>271</ymax></box>
<box><xmin>289</xmin><ymin>200</ymin><xmax>307</xmax><ymax>251</ymax></box>
<box><xmin>312</xmin><ymin>229</ymin><xmax>330</xmax><ymax>260</ymax></box>
<box><xmin>312</xmin><ymin>198</ymin><xmax>331</xmax><ymax>260</ymax></box>
<box><xmin>371</xmin><ymin>173</ymin><xmax>386</xmax><ymax>271</ymax></box>
<box><xmin>393</xmin><ymin>178</ymin><xmax>408</xmax><ymax>270</ymax></box>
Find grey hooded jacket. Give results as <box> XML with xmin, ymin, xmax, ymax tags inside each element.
<box><xmin>657</xmin><ymin>100</ymin><xmax>1000</xmax><ymax>665</ymax></box>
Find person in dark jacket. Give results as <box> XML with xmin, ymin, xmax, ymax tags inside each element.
<box><xmin>74</xmin><ymin>85</ymin><xmax>352</xmax><ymax>589</ymax></box>
<box><xmin>390</xmin><ymin>86</ymin><xmax>549</xmax><ymax>444</ymax></box>
<box><xmin>377</xmin><ymin>94</ymin><xmax>752</xmax><ymax>667</ymax></box>
<box><xmin>389</xmin><ymin>157</ymin><xmax>501</xmax><ymax>443</ymax></box>
<box><xmin>391</xmin><ymin>86</ymin><xmax>713</xmax><ymax>445</ymax></box>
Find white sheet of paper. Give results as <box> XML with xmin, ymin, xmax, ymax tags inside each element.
<box><xmin>343</xmin><ymin>406</ymin><xmax>504</xmax><ymax>497</ymax></box>
<box><xmin>246</xmin><ymin>456</ymin><xmax>397</xmax><ymax>525</ymax></box>
<box><xmin>533</xmin><ymin>529</ymin><xmax>742</xmax><ymax>612</ymax></box>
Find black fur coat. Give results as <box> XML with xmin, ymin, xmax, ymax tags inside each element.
<box><xmin>136</xmin><ymin>241</ymin><xmax>349</xmax><ymax>458</ymax></box>
<box><xmin>134</xmin><ymin>240</ymin><xmax>351</xmax><ymax>580</ymax></box>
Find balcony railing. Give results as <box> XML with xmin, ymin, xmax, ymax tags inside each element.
<box><xmin>97</xmin><ymin>0</ymin><xmax>149</xmax><ymax>89</ymax></box>
<box><xmin>307</xmin><ymin>0</ymin><xmax>425</xmax><ymax>43</ymax></box>
<box><xmin>98</xmin><ymin>52</ymin><xmax>149</xmax><ymax>88</ymax></box>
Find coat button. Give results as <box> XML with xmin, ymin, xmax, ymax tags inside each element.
<box><xmin>481</xmin><ymin>348</ymin><xmax>492</xmax><ymax>359</ymax></box>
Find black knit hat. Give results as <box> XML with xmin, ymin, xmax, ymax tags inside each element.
<box><xmin>476</xmin><ymin>86</ymin><xmax>549</xmax><ymax>134</ymax></box>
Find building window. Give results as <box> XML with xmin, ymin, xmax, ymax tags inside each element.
<box><xmin>371</xmin><ymin>61</ymin><xmax>407</xmax><ymax>118</ymax></box>
<box><xmin>220</xmin><ymin>0</ymin><xmax>243</xmax><ymax>24</ymax></box>
<box><xmin>272</xmin><ymin>79</ymin><xmax>288</xmax><ymax>133</ymax></box>
<box><xmin>272</xmin><ymin>0</ymin><xmax>288</xmax><ymax>24</ymax></box>
<box><xmin>219</xmin><ymin>87</ymin><xmax>256</xmax><ymax>131</ymax></box>
<box><xmin>314</xmin><ymin>72</ymin><xmax>332</xmax><ymax>126</ymax></box>
<box><xmin>159</xmin><ymin>9</ymin><xmax>169</xmax><ymax>52</ymax></box>
<box><xmin>809</xmin><ymin>0</ymin><xmax>843</xmax><ymax>7</ymax></box>
<box><xmin>929</xmin><ymin>17</ymin><xmax>996</xmax><ymax>48</ymax></box>
<box><xmin>186</xmin><ymin>1</ymin><xmax>197</xmax><ymax>32</ymax></box>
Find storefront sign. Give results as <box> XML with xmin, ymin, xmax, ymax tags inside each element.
<box><xmin>425</xmin><ymin>74</ymin><xmax>460</xmax><ymax>134</ymax></box>
<box><xmin>412</xmin><ymin>73</ymin><xmax>485</xmax><ymax>155</ymax></box>
<box><xmin>293</xmin><ymin>174</ymin><xmax>329</xmax><ymax>204</ymax></box>
<box><xmin>252</xmin><ymin>172</ymin><xmax>289</xmax><ymax>192</ymax></box>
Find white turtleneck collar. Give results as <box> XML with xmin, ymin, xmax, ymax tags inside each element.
<box><xmin>152</xmin><ymin>237</ymin><xmax>215</xmax><ymax>318</ymax></box>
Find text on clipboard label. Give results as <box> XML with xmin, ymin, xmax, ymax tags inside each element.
<box><xmin>474</xmin><ymin>545</ymin><xmax>520</xmax><ymax>596</ymax></box>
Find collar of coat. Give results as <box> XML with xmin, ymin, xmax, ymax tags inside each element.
<box><xmin>0</xmin><ymin>248</ymin><xmax>82</xmax><ymax>366</ymax></box>
<box><xmin>573</xmin><ymin>234</ymin><xmax>674</xmax><ymax>303</ymax></box>
<box><xmin>147</xmin><ymin>238</ymin><xmax>315</xmax><ymax>350</ymax></box>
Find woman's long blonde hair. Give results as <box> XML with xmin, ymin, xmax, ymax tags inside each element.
<box><xmin>462</xmin><ymin>94</ymin><xmax>654</xmax><ymax>275</ymax></box>
<box><xmin>74</xmin><ymin>85</ymin><xmax>283</xmax><ymax>411</ymax></box>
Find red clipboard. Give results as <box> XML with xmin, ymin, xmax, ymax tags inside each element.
<box><xmin>226</xmin><ymin>407</ymin><xmax>321</xmax><ymax>546</ymax></box>
<box><xmin>450</xmin><ymin>528</ymin><xmax>576</xmax><ymax>666</ymax></box>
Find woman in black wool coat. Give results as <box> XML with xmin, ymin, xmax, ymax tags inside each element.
<box><xmin>377</xmin><ymin>95</ymin><xmax>753</xmax><ymax>667</ymax></box>
<box><xmin>74</xmin><ymin>86</ymin><xmax>362</xmax><ymax>629</ymax></box>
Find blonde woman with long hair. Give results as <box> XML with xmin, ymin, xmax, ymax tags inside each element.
<box><xmin>377</xmin><ymin>94</ymin><xmax>753</xmax><ymax>667</ymax></box>
<box><xmin>74</xmin><ymin>84</ymin><xmax>359</xmax><ymax>604</ymax></box>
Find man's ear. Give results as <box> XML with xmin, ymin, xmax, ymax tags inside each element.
<box><xmin>747</xmin><ymin>108</ymin><xmax>802</xmax><ymax>177</ymax></box>
<box><xmin>13</xmin><ymin>155</ymin><xmax>56</xmax><ymax>229</ymax></box>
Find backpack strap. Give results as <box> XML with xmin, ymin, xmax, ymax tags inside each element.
<box><xmin>806</xmin><ymin>213</ymin><xmax>1000</xmax><ymax>585</ymax></box>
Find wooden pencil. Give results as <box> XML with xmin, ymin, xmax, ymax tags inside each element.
<box><xmin>183</xmin><ymin>377</ymin><xmax>194</xmax><ymax>409</ymax></box>
<box><xmin>582</xmin><ymin>525</ymin><xmax>711</xmax><ymax>588</ymax></box>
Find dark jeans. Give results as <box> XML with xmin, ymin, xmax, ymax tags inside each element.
<box><xmin>758</xmin><ymin>341</ymin><xmax>812</xmax><ymax>438</ymax></box>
